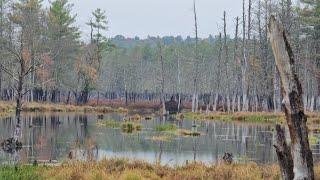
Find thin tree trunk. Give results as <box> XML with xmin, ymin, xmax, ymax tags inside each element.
<box><xmin>192</xmin><ymin>0</ymin><xmax>199</xmax><ymax>113</ymax></box>
<box><xmin>159</xmin><ymin>43</ymin><xmax>166</xmax><ymax>115</ymax></box>
<box><xmin>242</xmin><ymin>0</ymin><xmax>249</xmax><ymax>111</ymax></box>
<box><xmin>232</xmin><ymin>94</ymin><xmax>236</xmax><ymax>112</ymax></box>
<box><xmin>234</xmin><ymin>17</ymin><xmax>240</xmax><ymax>112</ymax></box>
<box><xmin>310</xmin><ymin>96</ymin><xmax>315</xmax><ymax>112</ymax></box>
<box><xmin>223</xmin><ymin>11</ymin><xmax>230</xmax><ymax>112</ymax></box>
<box><xmin>215</xmin><ymin>33</ymin><xmax>223</xmax><ymax>112</ymax></box>
<box><xmin>125</xmin><ymin>90</ymin><xmax>128</xmax><ymax>106</ymax></box>
<box><xmin>237</xmin><ymin>95</ymin><xmax>241</xmax><ymax>112</ymax></box>
<box><xmin>226</xmin><ymin>95</ymin><xmax>230</xmax><ymax>112</ymax></box>
<box><xmin>66</xmin><ymin>91</ymin><xmax>71</xmax><ymax>105</ymax></box>
<box><xmin>303</xmin><ymin>95</ymin><xmax>308</xmax><ymax>111</ymax></box>
<box><xmin>97</xmin><ymin>92</ymin><xmax>100</xmax><ymax>106</ymax></box>
<box><xmin>176</xmin><ymin>50</ymin><xmax>181</xmax><ymax>112</ymax></box>
<box><xmin>213</xmin><ymin>93</ymin><xmax>218</xmax><ymax>112</ymax></box>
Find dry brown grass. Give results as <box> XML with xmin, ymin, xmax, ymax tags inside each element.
<box><xmin>0</xmin><ymin>101</ymin><xmax>15</xmax><ymax>117</ymax></box>
<box><xmin>88</xmin><ymin>99</ymin><xmax>161</xmax><ymax>110</ymax></box>
<box><xmin>38</xmin><ymin>159</ymin><xmax>283</xmax><ymax>180</ymax></box>
<box><xmin>183</xmin><ymin>111</ymin><xmax>320</xmax><ymax>124</ymax></box>
<box><xmin>37</xmin><ymin>159</ymin><xmax>320</xmax><ymax>180</ymax></box>
<box><xmin>1</xmin><ymin>159</ymin><xmax>320</xmax><ymax>180</ymax></box>
<box><xmin>183</xmin><ymin>111</ymin><xmax>283</xmax><ymax>123</ymax></box>
<box><xmin>0</xmin><ymin>101</ymin><xmax>129</xmax><ymax>115</ymax></box>
<box><xmin>178</xmin><ymin>129</ymin><xmax>202</xmax><ymax>136</ymax></box>
<box><xmin>1</xmin><ymin>101</ymin><xmax>320</xmax><ymax>125</ymax></box>
<box><xmin>0</xmin><ymin>101</ymin><xmax>15</xmax><ymax>110</ymax></box>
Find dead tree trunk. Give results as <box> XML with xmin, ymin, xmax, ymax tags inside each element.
<box><xmin>177</xmin><ymin>51</ymin><xmax>182</xmax><ymax>112</ymax></box>
<box><xmin>274</xmin><ymin>125</ymin><xmax>294</xmax><ymax>180</ymax></box>
<box><xmin>14</xmin><ymin>56</ymin><xmax>25</xmax><ymax>142</ymax></box>
<box><xmin>223</xmin><ymin>11</ymin><xmax>230</xmax><ymax>112</ymax></box>
<box><xmin>214</xmin><ymin>33</ymin><xmax>223</xmax><ymax>112</ymax></box>
<box><xmin>241</xmin><ymin>0</ymin><xmax>249</xmax><ymax>111</ymax></box>
<box><xmin>269</xmin><ymin>15</ymin><xmax>314</xmax><ymax>180</ymax></box>
<box><xmin>192</xmin><ymin>0</ymin><xmax>199</xmax><ymax>113</ymax></box>
<box><xmin>159</xmin><ymin>43</ymin><xmax>166</xmax><ymax>115</ymax></box>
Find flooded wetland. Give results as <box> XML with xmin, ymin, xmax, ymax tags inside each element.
<box><xmin>2</xmin><ymin>112</ymin><xmax>319</xmax><ymax>166</ymax></box>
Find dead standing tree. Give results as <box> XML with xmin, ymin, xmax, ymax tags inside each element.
<box><xmin>0</xmin><ymin>31</ymin><xmax>38</xmax><ymax>155</ymax></box>
<box><xmin>158</xmin><ymin>43</ymin><xmax>166</xmax><ymax>115</ymax></box>
<box><xmin>269</xmin><ymin>15</ymin><xmax>314</xmax><ymax>180</ymax></box>
<box><xmin>191</xmin><ymin>0</ymin><xmax>199</xmax><ymax>113</ymax></box>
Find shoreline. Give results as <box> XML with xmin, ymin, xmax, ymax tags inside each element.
<box><xmin>0</xmin><ymin>101</ymin><xmax>129</xmax><ymax>115</ymax></box>
<box><xmin>0</xmin><ymin>101</ymin><xmax>320</xmax><ymax>124</ymax></box>
<box><xmin>0</xmin><ymin>159</ymin><xmax>280</xmax><ymax>180</ymax></box>
<box><xmin>2</xmin><ymin>159</ymin><xmax>320</xmax><ymax>180</ymax></box>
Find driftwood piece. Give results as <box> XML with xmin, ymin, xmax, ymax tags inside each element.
<box><xmin>269</xmin><ymin>15</ymin><xmax>314</xmax><ymax>180</ymax></box>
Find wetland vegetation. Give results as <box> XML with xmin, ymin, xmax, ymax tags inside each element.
<box><xmin>0</xmin><ymin>0</ymin><xmax>319</xmax><ymax>179</ymax></box>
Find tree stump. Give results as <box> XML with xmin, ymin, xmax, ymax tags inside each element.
<box><xmin>1</xmin><ymin>137</ymin><xmax>23</xmax><ymax>154</ymax></box>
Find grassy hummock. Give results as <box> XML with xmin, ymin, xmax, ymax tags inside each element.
<box><xmin>97</xmin><ymin>120</ymin><xmax>142</xmax><ymax>133</ymax></box>
<box><xmin>154</xmin><ymin>124</ymin><xmax>177</xmax><ymax>132</ymax></box>
<box><xmin>179</xmin><ymin>129</ymin><xmax>202</xmax><ymax>136</ymax></box>
<box><xmin>121</xmin><ymin>122</ymin><xmax>143</xmax><ymax>133</ymax></box>
<box><xmin>97</xmin><ymin>120</ymin><xmax>122</xmax><ymax>128</ymax></box>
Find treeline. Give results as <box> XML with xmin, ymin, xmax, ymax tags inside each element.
<box><xmin>0</xmin><ymin>0</ymin><xmax>110</xmax><ymax>105</ymax></box>
<box><xmin>0</xmin><ymin>0</ymin><xmax>319</xmax><ymax>112</ymax></box>
<box><xmin>105</xmin><ymin>0</ymin><xmax>319</xmax><ymax>112</ymax></box>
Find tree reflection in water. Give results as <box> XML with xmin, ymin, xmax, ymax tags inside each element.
<box><xmin>1</xmin><ymin>113</ymin><xmax>316</xmax><ymax>166</ymax></box>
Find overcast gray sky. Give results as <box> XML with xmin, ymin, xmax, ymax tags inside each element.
<box><xmin>46</xmin><ymin>0</ymin><xmax>243</xmax><ymax>39</ymax></box>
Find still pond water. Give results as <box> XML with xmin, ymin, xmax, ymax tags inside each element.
<box><xmin>1</xmin><ymin>113</ymin><xmax>320</xmax><ymax>166</ymax></box>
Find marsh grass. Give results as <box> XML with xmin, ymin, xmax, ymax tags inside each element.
<box><xmin>4</xmin><ymin>159</ymin><xmax>320</xmax><ymax>180</ymax></box>
<box><xmin>0</xmin><ymin>101</ymin><xmax>15</xmax><ymax>117</ymax></box>
<box><xmin>124</xmin><ymin>114</ymin><xmax>143</xmax><ymax>121</ymax></box>
<box><xmin>0</xmin><ymin>166</ymin><xmax>41</xmax><ymax>180</ymax></box>
<box><xmin>0</xmin><ymin>101</ymin><xmax>129</xmax><ymax>115</ymax></box>
<box><xmin>121</xmin><ymin>122</ymin><xmax>142</xmax><ymax>133</ymax></box>
<box><xmin>183</xmin><ymin>112</ymin><xmax>286</xmax><ymax>123</ymax></box>
<box><xmin>31</xmin><ymin>160</ymin><xmax>283</xmax><ymax>180</ymax></box>
<box><xmin>154</xmin><ymin>124</ymin><xmax>177</xmax><ymax>132</ymax></box>
<box><xmin>97</xmin><ymin>120</ymin><xmax>142</xmax><ymax>133</ymax></box>
<box><xmin>97</xmin><ymin>120</ymin><xmax>121</xmax><ymax>128</ymax></box>
<box><xmin>153</xmin><ymin>124</ymin><xmax>203</xmax><ymax>137</ymax></box>
<box><xmin>179</xmin><ymin>129</ymin><xmax>202</xmax><ymax>136</ymax></box>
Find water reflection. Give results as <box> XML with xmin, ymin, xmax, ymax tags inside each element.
<box><xmin>0</xmin><ymin>113</ymin><xmax>318</xmax><ymax>166</ymax></box>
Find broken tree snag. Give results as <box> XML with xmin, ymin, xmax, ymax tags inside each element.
<box><xmin>274</xmin><ymin>125</ymin><xmax>294</xmax><ymax>180</ymax></box>
<box><xmin>269</xmin><ymin>15</ymin><xmax>314</xmax><ymax>180</ymax></box>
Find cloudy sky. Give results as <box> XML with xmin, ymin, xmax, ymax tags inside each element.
<box><xmin>46</xmin><ymin>0</ymin><xmax>244</xmax><ymax>39</ymax></box>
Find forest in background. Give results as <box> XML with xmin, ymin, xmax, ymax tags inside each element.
<box><xmin>0</xmin><ymin>0</ymin><xmax>319</xmax><ymax>112</ymax></box>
